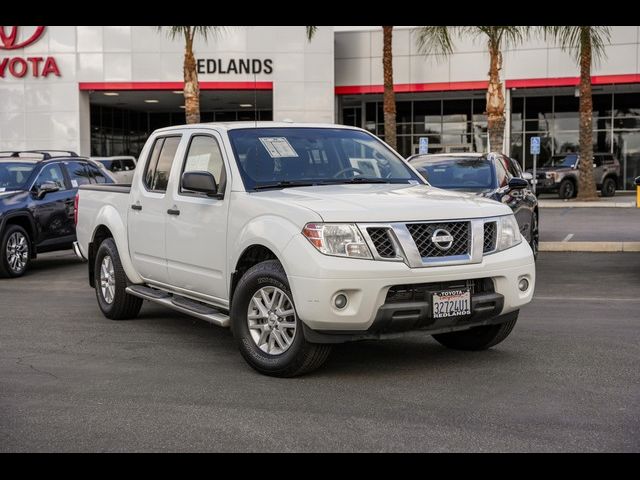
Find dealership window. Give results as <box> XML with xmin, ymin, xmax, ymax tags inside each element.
<box><xmin>510</xmin><ymin>87</ymin><xmax>639</xmax><ymax>189</ymax></box>
<box><xmin>90</xmin><ymin>104</ymin><xmax>273</xmax><ymax>160</ymax></box>
<box><xmin>355</xmin><ymin>94</ymin><xmax>488</xmax><ymax>158</ymax></box>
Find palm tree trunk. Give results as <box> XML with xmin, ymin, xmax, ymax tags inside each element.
<box><xmin>486</xmin><ymin>41</ymin><xmax>505</xmax><ymax>153</ymax></box>
<box><xmin>382</xmin><ymin>26</ymin><xmax>397</xmax><ymax>150</ymax></box>
<box><xmin>183</xmin><ymin>29</ymin><xmax>200</xmax><ymax>124</ymax></box>
<box><xmin>577</xmin><ymin>28</ymin><xmax>597</xmax><ymax>200</ymax></box>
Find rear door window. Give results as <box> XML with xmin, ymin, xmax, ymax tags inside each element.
<box><xmin>65</xmin><ymin>161</ymin><xmax>92</xmax><ymax>187</ymax></box>
<box><xmin>121</xmin><ymin>159</ymin><xmax>136</xmax><ymax>171</ymax></box>
<box><xmin>87</xmin><ymin>164</ymin><xmax>109</xmax><ymax>184</ymax></box>
<box><xmin>143</xmin><ymin>136</ymin><xmax>181</xmax><ymax>193</ymax></box>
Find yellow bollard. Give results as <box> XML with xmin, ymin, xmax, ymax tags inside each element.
<box><xmin>637</xmin><ymin>184</ymin><xmax>640</xmax><ymax>208</ymax></box>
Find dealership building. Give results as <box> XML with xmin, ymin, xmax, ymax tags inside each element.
<box><xmin>1</xmin><ymin>25</ymin><xmax>640</xmax><ymax>189</ymax></box>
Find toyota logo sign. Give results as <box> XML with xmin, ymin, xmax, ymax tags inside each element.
<box><xmin>0</xmin><ymin>26</ymin><xmax>61</xmax><ymax>78</ymax></box>
<box><xmin>0</xmin><ymin>26</ymin><xmax>46</xmax><ymax>50</ymax></box>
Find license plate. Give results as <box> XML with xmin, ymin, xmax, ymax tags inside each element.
<box><xmin>432</xmin><ymin>289</ymin><xmax>471</xmax><ymax>319</ymax></box>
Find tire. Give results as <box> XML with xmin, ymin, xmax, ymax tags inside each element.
<box><xmin>0</xmin><ymin>225</ymin><xmax>31</xmax><ymax>278</ymax></box>
<box><xmin>432</xmin><ymin>311</ymin><xmax>519</xmax><ymax>351</ymax></box>
<box><xmin>94</xmin><ymin>237</ymin><xmax>142</xmax><ymax>320</ymax></box>
<box><xmin>558</xmin><ymin>179</ymin><xmax>576</xmax><ymax>199</ymax></box>
<box><xmin>230</xmin><ymin>259</ymin><xmax>332</xmax><ymax>377</ymax></box>
<box><xmin>529</xmin><ymin>211</ymin><xmax>539</xmax><ymax>261</ymax></box>
<box><xmin>601</xmin><ymin>177</ymin><xmax>616</xmax><ymax>197</ymax></box>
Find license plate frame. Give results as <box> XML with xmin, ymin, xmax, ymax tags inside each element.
<box><xmin>432</xmin><ymin>288</ymin><xmax>472</xmax><ymax>319</ymax></box>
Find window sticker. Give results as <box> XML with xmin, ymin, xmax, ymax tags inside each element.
<box><xmin>259</xmin><ymin>137</ymin><xmax>299</xmax><ymax>158</ymax></box>
<box><xmin>71</xmin><ymin>179</ymin><xmax>78</xmax><ymax>188</ymax></box>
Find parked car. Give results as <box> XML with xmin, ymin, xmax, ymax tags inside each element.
<box><xmin>0</xmin><ymin>150</ymin><xmax>115</xmax><ymax>278</ymax></box>
<box><xmin>527</xmin><ymin>152</ymin><xmax>620</xmax><ymax>199</ymax></box>
<box><xmin>75</xmin><ymin>123</ymin><xmax>535</xmax><ymax>377</ymax></box>
<box><xmin>92</xmin><ymin>156</ymin><xmax>137</xmax><ymax>184</ymax></box>
<box><xmin>407</xmin><ymin>152</ymin><xmax>539</xmax><ymax>259</ymax></box>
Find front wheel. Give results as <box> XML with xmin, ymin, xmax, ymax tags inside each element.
<box><xmin>558</xmin><ymin>179</ymin><xmax>576</xmax><ymax>199</ymax></box>
<box><xmin>432</xmin><ymin>311</ymin><xmax>519</xmax><ymax>351</ymax></box>
<box><xmin>231</xmin><ymin>260</ymin><xmax>332</xmax><ymax>377</ymax></box>
<box><xmin>0</xmin><ymin>225</ymin><xmax>31</xmax><ymax>278</ymax></box>
<box><xmin>94</xmin><ymin>237</ymin><xmax>143</xmax><ymax>320</ymax></box>
<box><xmin>601</xmin><ymin>177</ymin><xmax>616</xmax><ymax>197</ymax></box>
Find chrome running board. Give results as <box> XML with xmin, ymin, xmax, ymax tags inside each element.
<box><xmin>126</xmin><ymin>285</ymin><xmax>230</xmax><ymax>328</ymax></box>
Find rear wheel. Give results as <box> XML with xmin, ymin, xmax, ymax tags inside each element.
<box><xmin>558</xmin><ymin>179</ymin><xmax>576</xmax><ymax>199</ymax></box>
<box><xmin>0</xmin><ymin>225</ymin><xmax>31</xmax><ymax>278</ymax></box>
<box><xmin>94</xmin><ymin>237</ymin><xmax>143</xmax><ymax>320</ymax></box>
<box><xmin>231</xmin><ymin>260</ymin><xmax>332</xmax><ymax>377</ymax></box>
<box><xmin>433</xmin><ymin>311</ymin><xmax>519</xmax><ymax>351</ymax></box>
<box><xmin>601</xmin><ymin>177</ymin><xmax>616</xmax><ymax>197</ymax></box>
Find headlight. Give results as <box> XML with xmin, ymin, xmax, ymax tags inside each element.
<box><xmin>496</xmin><ymin>215</ymin><xmax>522</xmax><ymax>252</ymax></box>
<box><xmin>302</xmin><ymin>223</ymin><xmax>372</xmax><ymax>259</ymax></box>
<box><xmin>545</xmin><ymin>172</ymin><xmax>557</xmax><ymax>180</ymax></box>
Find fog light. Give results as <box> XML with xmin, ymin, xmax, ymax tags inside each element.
<box><xmin>518</xmin><ymin>278</ymin><xmax>529</xmax><ymax>292</ymax></box>
<box><xmin>334</xmin><ymin>293</ymin><xmax>348</xmax><ymax>309</ymax></box>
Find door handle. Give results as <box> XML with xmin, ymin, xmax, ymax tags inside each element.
<box><xmin>167</xmin><ymin>208</ymin><xmax>180</xmax><ymax>216</ymax></box>
<box><xmin>131</xmin><ymin>204</ymin><xmax>142</xmax><ymax>211</ymax></box>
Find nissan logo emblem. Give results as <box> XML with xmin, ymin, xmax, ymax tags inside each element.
<box><xmin>431</xmin><ymin>228</ymin><xmax>454</xmax><ymax>251</ymax></box>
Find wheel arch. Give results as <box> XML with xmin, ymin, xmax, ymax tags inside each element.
<box><xmin>1</xmin><ymin>213</ymin><xmax>37</xmax><ymax>258</ymax></box>
<box><xmin>230</xmin><ymin>244</ymin><xmax>281</xmax><ymax>306</ymax></box>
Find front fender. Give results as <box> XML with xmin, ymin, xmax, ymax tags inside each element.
<box><xmin>93</xmin><ymin>204</ymin><xmax>143</xmax><ymax>284</ymax></box>
<box><xmin>229</xmin><ymin>214</ymin><xmax>303</xmax><ymax>278</ymax></box>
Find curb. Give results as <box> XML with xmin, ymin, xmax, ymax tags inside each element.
<box><xmin>538</xmin><ymin>201</ymin><xmax>636</xmax><ymax>208</ymax></box>
<box><xmin>539</xmin><ymin>241</ymin><xmax>640</xmax><ymax>252</ymax></box>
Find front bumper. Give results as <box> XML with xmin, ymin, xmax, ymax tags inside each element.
<box><xmin>283</xmin><ymin>235</ymin><xmax>535</xmax><ymax>332</ymax></box>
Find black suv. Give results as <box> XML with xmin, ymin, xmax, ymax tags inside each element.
<box><xmin>0</xmin><ymin>150</ymin><xmax>115</xmax><ymax>278</ymax></box>
<box><xmin>527</xmin><ymin>153</ymin><xmax>621</xmax><ymax>199</ymax></box>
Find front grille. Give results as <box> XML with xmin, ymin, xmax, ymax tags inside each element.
<box><xmin>385</xmin><ymin>278</ymin><xmax>494</xmax><ymax>304</ymax></box>
<box><xmin>367</xmin><ymin>227</ymin><xmax>396</xmax><ymax>258</ymax></box>
<box><xmin>406</xmin><ymin>222</ymin><xmax>470</xmax><ymax>258</ymax></box>
<box><xmin>483</xmin><ymin>221</ymin><xmax>497</xmax><ymax>253</ymax></box>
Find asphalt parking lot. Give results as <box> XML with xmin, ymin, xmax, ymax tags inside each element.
<box><xmin>1</xmin><ymin>251</ymin><xmax>639</xmax><ymax>452</ymax></box>
<box><xmin>539</xmin><ymin>207</ymin><xmax>640</xmax><ymax>242</ymax></box>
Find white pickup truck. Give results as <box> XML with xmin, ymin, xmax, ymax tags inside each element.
<box><xmin>74</xmin><ymin>122</ymin><xmax>535</xmax><ymax>377</ymax></box>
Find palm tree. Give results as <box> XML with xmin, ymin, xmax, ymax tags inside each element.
<box><xmin>157</xmin><ymin>26</ymin><xmax>224</xmax><ymax>124</ymax></box>
<box><xmin>415</xmin><ymin>26</ymin><xmax>530</xmax><ymax>153</ymax></box>
<box><xmin>382</xmin><ymin>26</ymin><xmax>397</xmax><ymax>150</ymax></box>
<box><xmin>308</xmin><ymin>26</ymin><xmax>398</xmax><ymax>150</ymax></box>
<box><xmin>543</xmin><ymin>26</ymin><xmax>611</xmax><ymax>200</ymax></box>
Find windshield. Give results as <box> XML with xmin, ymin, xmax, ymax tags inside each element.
<box><xmin>410</xmin><ymin>156</ymin><xmax>496</xmax><ymax>190</ymax></box>
<box><xmin>0</xmin><ymin>162</ymin><xmax>37</xmax><ymax>191</ymax></box>
<box><xmin>228</xmin><ymin>128</ymin><xmax>423</xmax><ymax>190</ymax></box>
<box><xmin>541</xmin><ymin>154</ymin><xmax>577</xmax><ymax>168</ymax></box>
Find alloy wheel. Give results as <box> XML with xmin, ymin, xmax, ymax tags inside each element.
<box><xmin>99</xmin><ymin>255</ymin><xmax>116</xmax><ymax>304</ymax></box>
<box><xmin>247</xmin><ymin>286</ymin><xmax>297</xmax><ymax>355</ymax></box>
<box><xmin>6</xmin><ymin>232</ymin><xmax>29</xmax><ymax>273</ymax></box>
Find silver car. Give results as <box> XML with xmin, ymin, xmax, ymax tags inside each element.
<box><xmin>92</xmin><ymin>156</ymin><xmax>137</xmax><ymax>184</ymax></box>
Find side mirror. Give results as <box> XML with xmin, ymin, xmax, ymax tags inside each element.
<box><xmin>181</xmin><ymin>171</ymin><xmax>218</xmax><ymax>196</ymax></box>
<box><xmin>508</xmin><ymin>177</ymin><xmax>529</xmax><ymax>190</ymax></box>
<box><xmin>635</xmin><ymin>176</ymin><xmax>640</xmax><ymax>186</ymax></box>
<box><xmin>522</xmin><ymin>172</ymin><xmax>533</xmax><ymax>181</ymax></box>
<box><xmin>35</xmin><ymin>181</ymin><xmax>60</xmax><ymax>199</ymax></box>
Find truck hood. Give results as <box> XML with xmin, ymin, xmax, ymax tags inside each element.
<box><xmin>251</xmin><ymin>184</ymin><xmax>511</xmax><ymax>222</ymax></box>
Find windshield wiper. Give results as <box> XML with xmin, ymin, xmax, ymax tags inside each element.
<box><xmin>324</xmin><ymin>177</ymin><xmax>391</xmax><ymax>184</ymax></box>
<box><xmin>252</xmin><ymin>181</ymin><xmax>317</xmax><ymax>191</ymax></box>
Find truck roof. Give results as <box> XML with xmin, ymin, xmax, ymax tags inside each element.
<box><xmin>153</xmin><ymin>121</ymin><xmax>362</xmax><ymax>133</ymax></box>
